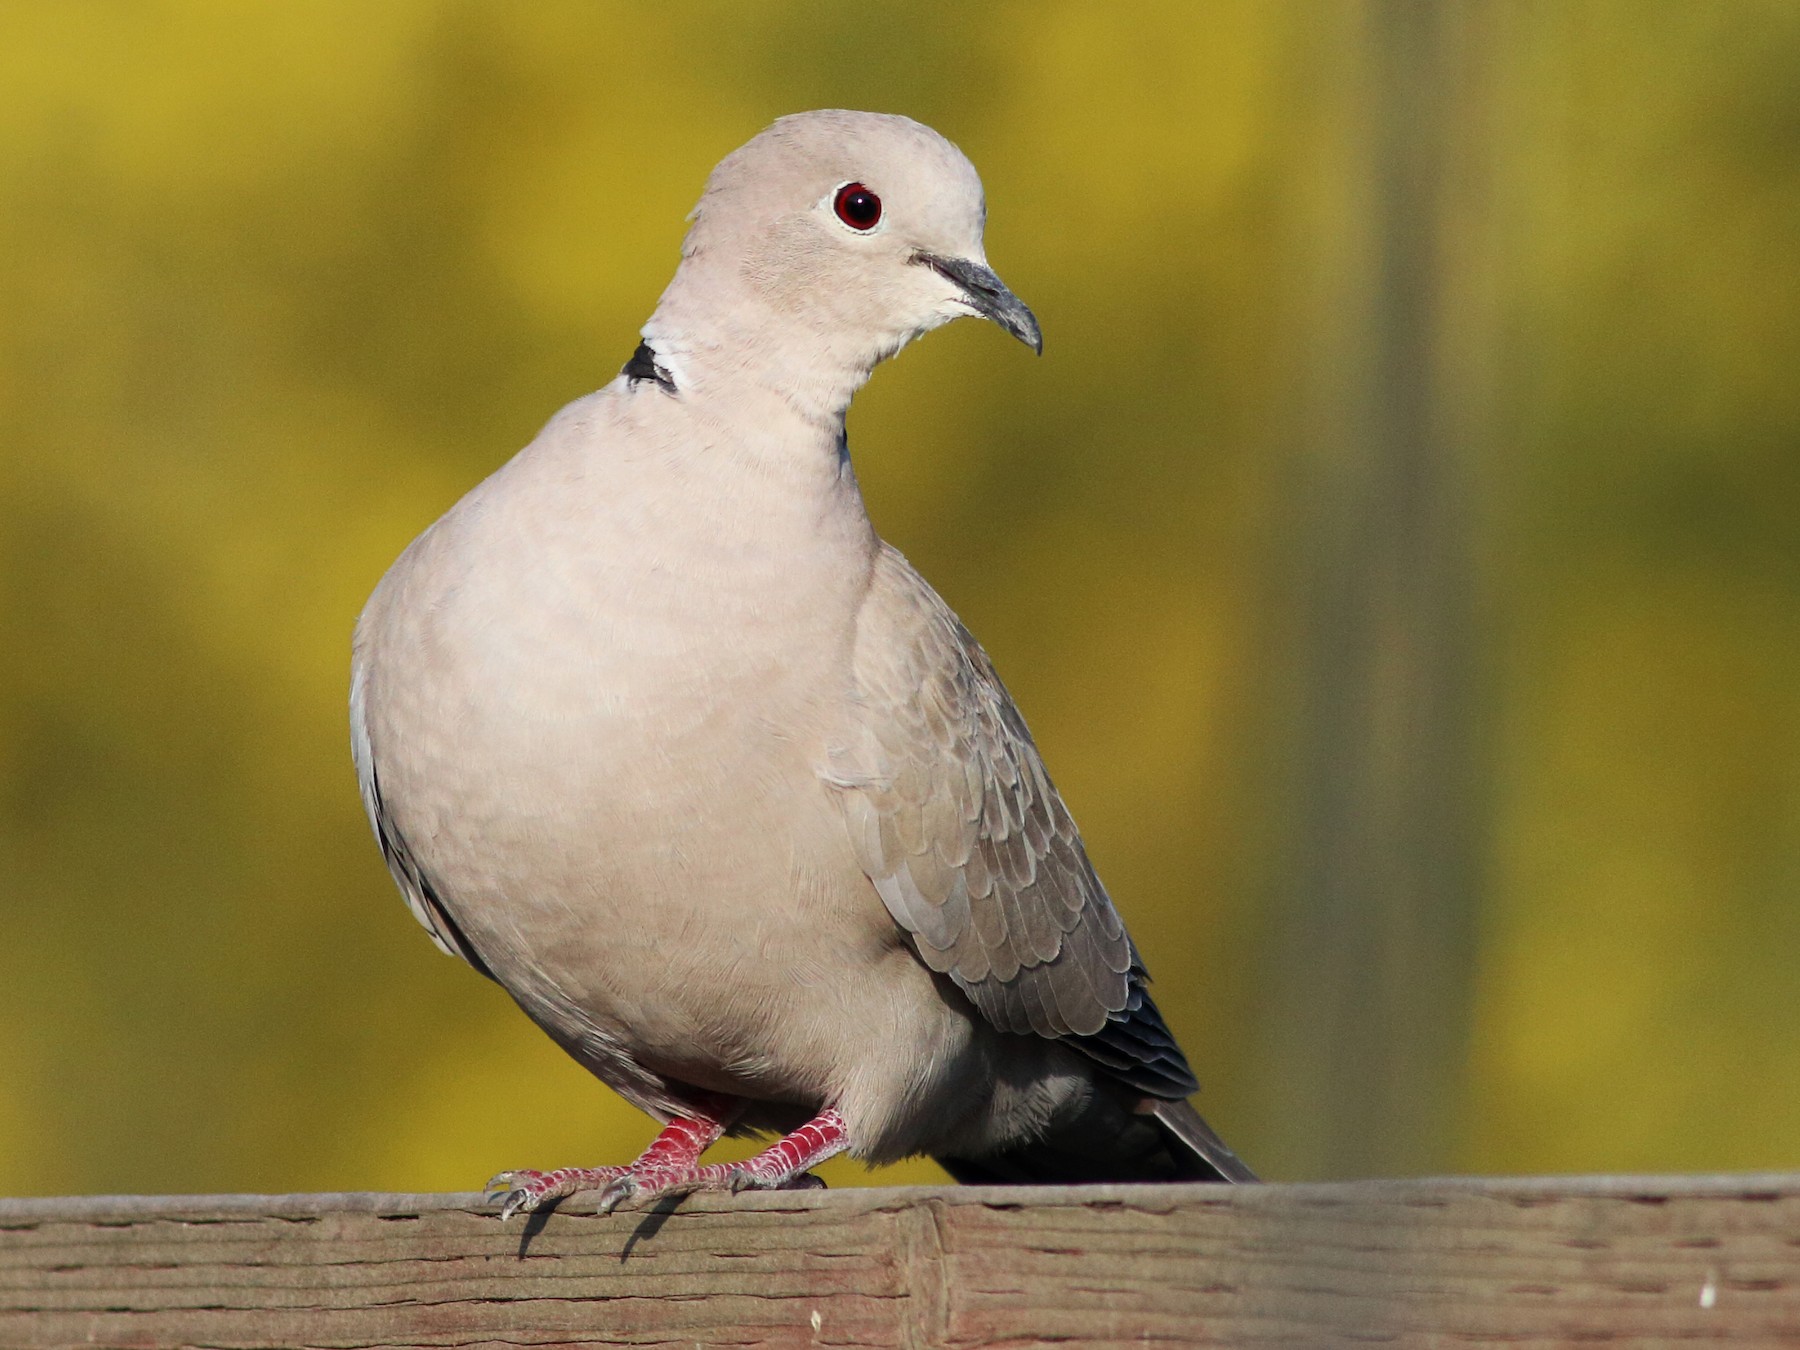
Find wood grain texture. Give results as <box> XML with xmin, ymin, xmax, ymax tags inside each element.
<box><xmin>1</xmin><ymin>1176</ymin><xmax>1797</xmax><ymax>1348</ymax></box>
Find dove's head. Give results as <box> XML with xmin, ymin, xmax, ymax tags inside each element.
<box><xmin>644</xmin><ymin>110</ymin><xmax>1039</xmax><ymax>418</ymax></box>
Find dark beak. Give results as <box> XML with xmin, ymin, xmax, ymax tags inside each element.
<box><xmin>914</xmin><ymin>253</ymin><xmax>1043</xmax><ymax>354</ymax></box>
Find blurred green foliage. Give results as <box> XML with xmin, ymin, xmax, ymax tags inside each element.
<box><xmin>1</xmin><ymin>1</ymin><xmax>1797</xmax><ymax>1195</ymax></box>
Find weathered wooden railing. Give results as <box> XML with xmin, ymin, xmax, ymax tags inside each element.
<box><xmin>3</xmin><ymin>1176</ymin><xmax>1797</xmax><ymax>1347</ymax></box>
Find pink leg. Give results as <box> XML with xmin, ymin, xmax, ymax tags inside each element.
<box><xmin>680</xmin><ymin>1108</ymin><xmax>850</xmax><ymax>1195</ymax></box>
<box><xmin>488</xmin><ymin>1106</ymin><xmax>851</xmax><ymax>1218</ymax></box>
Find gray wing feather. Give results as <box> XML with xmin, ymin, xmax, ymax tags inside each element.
<box><xmin>835</xmin><ymin>548</ymin><xmax>1150</xmax><ymax>1044</ymax></box>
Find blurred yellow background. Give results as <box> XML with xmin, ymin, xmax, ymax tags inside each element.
<box><xmin>3</xmin><ymin>1</ymin><xmax>1798</xmax><ymax>1197</ymax></box>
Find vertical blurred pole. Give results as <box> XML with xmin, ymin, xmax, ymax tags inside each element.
<box><xmin>1259</xmin><ymin>0</ymin><xmax>1501</xmax><ymax>1178</ymax></box>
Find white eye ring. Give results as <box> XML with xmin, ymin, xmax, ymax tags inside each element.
<box><xmin>825</xmin><ymin>181</ymin><xmax>886</xmax><ymax>234</ymax></box>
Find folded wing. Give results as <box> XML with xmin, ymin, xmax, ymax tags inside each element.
<box><xmin>834</xmin><ymin>546</ymin><xmax>1197</xmax><ymax>1100</ymax></box>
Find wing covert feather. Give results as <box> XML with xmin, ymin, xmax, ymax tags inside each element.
<box><xmin>833</xmin><ymin>546</ymin><xmax>1141</xmax><ymax>1041</ymax></box>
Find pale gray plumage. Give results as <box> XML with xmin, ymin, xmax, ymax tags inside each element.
<box><xmin>835</xmin><ymin>555</ymin><xmax>1140</xmax><ymax>1043</ymax></box>
<box><xmin>352</xmin><ymin>109</ymin><xmax>1253</xmax><ymax>1189</ymax></box>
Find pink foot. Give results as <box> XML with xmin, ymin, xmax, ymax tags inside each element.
<box><xmin>488</xmin><ymin>1112</ymin><xmax>724</xmax><ymax>1220</ymax></box>
<box><xmin>487</xmin><ymin>1108</ymin><xmax>851</xmax><ymax>1218</ymax></box>
<box><xmin>599</xmin><ymin>1108</ymin><xmax>850</xmax><ymax>1212</ymax></box>
<box><xmin>721</xmin><ymin>1108</ymin><xmax>850</xmax><ymax>1191</ymax></box>
<box><xmin>486</xmin><ymin>1163</ymin><xmax>628</xmax><ymax>1220</ymax></box>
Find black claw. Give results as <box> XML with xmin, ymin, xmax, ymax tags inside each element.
<box><xmin>595</xmin><ymin>1177</ymin><xmax>638</xmax><ymax>1216</ymax></box>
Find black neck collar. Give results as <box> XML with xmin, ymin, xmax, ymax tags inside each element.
<box><xmin>621</xmin><ymin>340</ymin><xmax>676</xmax><ymax>394</ymax></box>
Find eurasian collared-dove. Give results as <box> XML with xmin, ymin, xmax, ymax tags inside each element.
<box><xmin>351</xmin><ymin>109</ymin><xmax>1254</xmax><ymax>1214</ymax></box>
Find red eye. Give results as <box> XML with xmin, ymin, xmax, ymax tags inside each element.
<box><xmin>833</xmin><ymin>182</ymin><xmax>882</xmax><ymax>230</ymax></box>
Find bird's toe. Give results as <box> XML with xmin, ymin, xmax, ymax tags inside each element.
<box><xmin>485</xmin><ymin>1165</ymin><xmax>629</xmax><ymax>1220</ymax></box>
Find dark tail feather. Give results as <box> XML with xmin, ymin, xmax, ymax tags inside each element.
<box><xmin>935</xmin><ymin>1092</ymin><xmax>1256</xmax><ymax>1185</ymax></box>
<box><xmin>1148</xmin><ymin>1097</ymin><xmax>1257</xmax><ymax>1183</ymax></box>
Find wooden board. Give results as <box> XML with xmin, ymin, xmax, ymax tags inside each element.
<box><xmin>2</xmin><ymin>1176</ymin><xmax>1797</xmax><ymax>1347</ymax></box>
